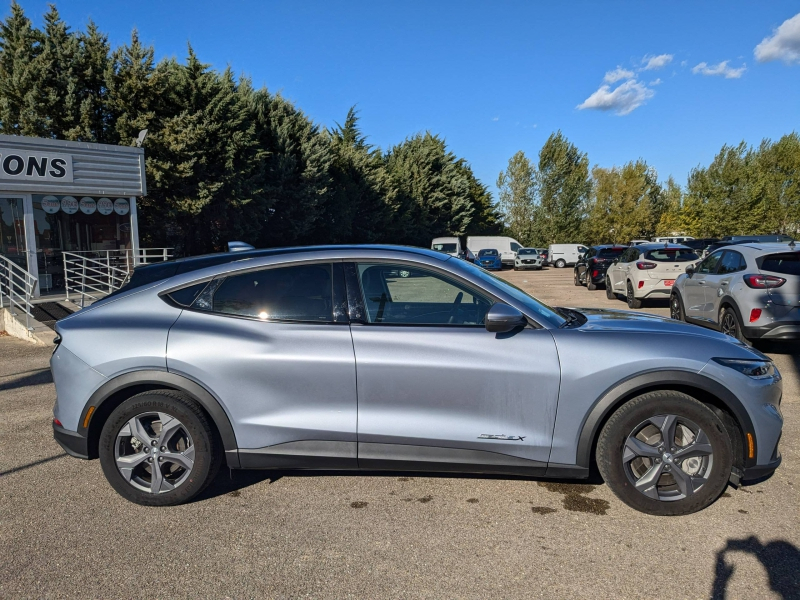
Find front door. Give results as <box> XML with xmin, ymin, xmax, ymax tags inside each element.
<box><xmin>167</xmin><ymin>262</ymin><xmax>358</xmax><ymax>468</ymax></box>
<box><xmin>347</xmin><ymin>261</ymin><xmax>560</xmax><ymax>474</ymax></box>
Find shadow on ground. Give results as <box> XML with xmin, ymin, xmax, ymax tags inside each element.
<box><xmin>0</xmin><ymin>368</ymin><xmax>53</xmax><ymax>392</ymax></box>
<box><xmin>711</xmin><ymin>536</ymin><xmax>800</xmax><ymax>599</ymax></box>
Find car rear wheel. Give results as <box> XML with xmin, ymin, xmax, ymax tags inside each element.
<box><xmin>99</xmin><ymin>390</ymin><xmax>221</xmax><ymax>506</ymax></box>
<box><xmin>574</xmin><ymin>270</ymin><xmax>581</xmax><ymax>286</ymax></box>
<box><xmin>596</xmin><ymin>391</ymin><xmax>733</xmax><ymax>516</ymax></box>
<box><xmin>587</xmin><ymin>277</ymin><xmax>598</xmax><ymax>291</ymax></box>
<box><xmin>670</xmin><ymin>292</ymin><xmax>685</xmax><ymax>321</ymax></box>
<box><xmin>605</xmin><ymin>276</ymin><xmax>616</xmax><ymax>300</ymax></box>
<box><xmin>555</xmin><ymin>259</ymin><xmax>566</xmax><ymax>268</ymax></box>
<box><xmin>626</xmin><ymin>281</ymin><xmax>643</xmax><ymax>309</ymax></box>
<box><xmin>719</xmin><ymin>305</ymin><xmax>749</xmax><ymax>345</ymax></box>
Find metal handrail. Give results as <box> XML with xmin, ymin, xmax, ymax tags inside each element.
<box><xmin>63</xmin><ymin>252</ymin><xmax>133</xmax><ymax>308</ymax></box>
<box><xmin>65</xmin><ymin>248</ymin><xmax>173</xmax><ymax>271</ymax></box>
<box><xmin>0</xmin><ymin>255</ymin><xmax>37</xmax><ymax>331</ymax></box>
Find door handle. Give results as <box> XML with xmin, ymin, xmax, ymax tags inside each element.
<box><xmin>720</xmin><ymin>281</ymin><xmax>728</xmax><ymax>286</ymax></box>
<box><xmin>698</xmin><ymin>281</ymin><xmax>706</xmax><ymax>285</ymax></box>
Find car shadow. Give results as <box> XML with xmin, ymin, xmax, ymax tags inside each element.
<box><xmin>711</xmin><ymin>536</ymin><xmax>800</xmax><ymax>599</ymax></box>
<box><xmin>0</xmin><ymin>368</ymin><xmax>53</xmax><ymax>392</ymax></box>
<box><xmin>193</xmin><ymin>467</ymin><xmax>605</xmax><ymax>503</ymax></box>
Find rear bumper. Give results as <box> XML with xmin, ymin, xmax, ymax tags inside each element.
<box><xmin>53</xmin><ymin>422</ymin><xmax>89</xmax><ymax>459</ymax></box>
<box><xmin>744</xmin><ymin>321</ymin><xmax>800</xmax><ymax>340</ymax></box>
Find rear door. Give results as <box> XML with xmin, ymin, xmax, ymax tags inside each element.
<box><xmin>684</xmin><ymin>251</ymin><xmax>722</xmax><ymax>320</ymax></box>
<box><xmin>706</xmin><ymin>250</ymin><xmax>746</xmax><ymax>322</ymax></box>
<box><xmin>346</xmin><ymin>261</ymin><xmax>560</xmax><ymax>473</ymax></box>
<box><xmin>166</xmin><ymin>261</ymin><xmax>358</xmax><ymax>468</ymax></box>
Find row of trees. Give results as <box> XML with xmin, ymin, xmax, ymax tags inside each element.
<box><xmin>0</xmin><ymin>3</ymin><xmax>501</xmax><ymax>255</ymax></box>
<box><xmin>498</xmin><ymin>132</ymin><xmax>800</xmax><ymax>248</ymax></box>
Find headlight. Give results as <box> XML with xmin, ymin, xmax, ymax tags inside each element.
<box><xmin>713</xmin><ymin>358</ymin><xmax>778</xmax><ymax>379</ymax></box>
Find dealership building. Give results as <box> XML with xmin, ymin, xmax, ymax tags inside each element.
<box><xmin>0</xmin><ymin>134</ymin><xmax>147</xmax><ymax>298</ymax></box>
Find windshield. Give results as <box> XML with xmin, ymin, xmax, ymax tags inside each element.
<box><xmin>517</xmin><ymin>249</ymin><xmax>537</xmax><ymax>256</ymax></box>
<box><xmin>478</xmin><ymin>249</ymin><xmax>498</xmax><ymax>256</ymax></box>
<box><xmin>598</xmin><ymin>248</ymin><xmax>626</xmax><ymax>258</ymax></box>
<box><xmin>432</xmin><ymin>243</ymin><xmax>457</xmax><ymax>253</ymax></box>
<box><xmin>645</xmin><ymin>248</ymin><xmax>699</xmax><ymax>262</ymax></box>
<box><xmin>459</xmin><ymin>261</ymin><xmax>566</xmax><ymax>326</ymax></box>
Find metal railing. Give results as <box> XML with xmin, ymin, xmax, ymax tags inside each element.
<box><xmin>63</xmin><ymin>248</ymin><xmax>173</xmax><ymax>307</ymax></box>
<box><xmin>0</xmin><ymin>255</ymin><xmax>37</xmax><ymax>331</ymax></box>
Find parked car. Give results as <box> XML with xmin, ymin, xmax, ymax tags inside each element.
<box><xmin>720</xmin><ymin>235</ymin><xmax>794</xmax><ymax>244</ymax></box>
<box><xmin>683</xmin><ymin>238</ymin><xmax>720</xmax><ymax>258</ymax></box>
<box><xmin>51</xmin><ymin>244</ymin><xmax>783</xmax><ymax>515</ymax></box>
<box><xmin>548</xmin><ymin>243</ymin><xmax>588</xmax><ymax>268</ymax></box>
<box><xmin>514</xmin><ymin>248</ymin><xmax>544</xmax><ymax>271</ymax></box>
<box><xmin>574</xmin><ymin>245</ymin><xmax>627</xmax><ymax>290</ymax></box>
<box><xmin>671</xmin><ymin>242</ymin><xmax>800</xmax><ymax>343</ymax></box>
<box><xmin>431</xmin><ymin>236</ymin><xmax>461</xmax><ymax>257</ymax></box>
<box><xmin>532</xmin><ymin>248</ymin><xmax>549</xmax><ymax>265</ymax></box>
<box><xmin>467</xmin><ymin>236</ymin><xmax>524</xmax><ymax>266</ymax></box>
<box><xmin>606</xmin><ymin>244</ymin><xmax>701</xmax><ymax>308</ymax></box>
<box><xmin>629</xmin><ymin>239</ymin><xmax>650</xmax><ymax>245</ymax></box>
<box><xmin>476</xmin><ymin>248</ymin><xmax>502</xmax><ymax>270</ymax></box>
<box><xmin>653</xmin><ymin>236</ymin><xmax>695</xmax><ymax>244</ymax></box>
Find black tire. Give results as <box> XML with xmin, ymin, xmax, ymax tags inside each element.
<box><xmin>626</xmin><ymin>281</ymin><xmax>643</xmax><ymax>309</ymax></box>
<box><xmin>605</xmin><ymin>276</ymin><xmax>616</xmax><ymax>300</ymax></box>
<box><xmin>514</xmin><ymin>266</ymin><xmax>519</xmax><ymax>271</ymax></box>
<box><xmin>719</xmin><ymin>305</ymin><xmax>749</xmax><ymax>345</ymax></box>
<box><xmin>99</xmin><ymin>390</ymin><xmax>221</xmax><ymax>506</ymax></box>
<box><xmin>670</xmin><ymin>292</ymin><xmax>685</xmax><ymax>321</ymax></box>
<box><xmin>574</xmin><ymin>270</ymin><xmax>581</xmax><ymax>286</ymax></box>
<box><xmin>555</xmin><ymin>259</ymin><xmax>566</xmax><ymax>268</ymax></box>
<box><xmin>587</xmin><ymin>278</ymin><xmax>598</xmax><ymax>291</ymax></box>
<box><xmin>596</xmin><ymin>390</ymin><xmax>733</xmax><ymax>516</ymax></box>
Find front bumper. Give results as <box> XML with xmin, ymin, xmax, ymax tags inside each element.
<box><xmin>744</xmin><ymin>321</ymin><xmax>800</xmax><ymax>340</ymax></box>
<box><xmin>53</xmin><ymin>422</ymin><xmax>89</xmax><ymax>459</ymax></box>
<box><xmin>742</xmin><ymin>456</ymin><xmax>781</xmax><ymax>481</ymax></box>
<box><xmin>515</xmin><ymin>261</ymin><xmax>542</xmax><ymax>269</ymax></box>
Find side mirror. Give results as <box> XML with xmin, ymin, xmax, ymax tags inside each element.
<box><xmin>685</xmin><ymin>264</ymin><xmax>695</xmax><ymax>275</ymax></box>
<box><xmin>485</xmin><ymin>304</ymin><xmax>527</xmax><ymax>333</ymax></box>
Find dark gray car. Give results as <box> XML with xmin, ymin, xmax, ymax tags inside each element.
<box><xmin>51</xmin><ymin>245</ymin><xmax>783</xmax><ymax>515</ymax></box>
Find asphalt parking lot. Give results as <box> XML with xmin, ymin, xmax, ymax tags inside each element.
<box><xmin>1</xmin><ymin>267</ymin><xmax>798</xmax><ymax>599</ymax></box>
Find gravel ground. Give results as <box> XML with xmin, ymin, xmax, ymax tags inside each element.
<box><xmin>1</xmin><ymin>268</ymin><xmax>798</xmax><ymax>599</ymax></box>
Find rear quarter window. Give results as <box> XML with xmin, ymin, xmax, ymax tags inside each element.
<box><xmin>644</xmin><ymin>249</ymin><xmax>699</xmax><ymax>262</ymax></box>
<box><xmin>758</xmin><ymin>253</ymin><xmax>800</xmax><ymax>276</ymax></box>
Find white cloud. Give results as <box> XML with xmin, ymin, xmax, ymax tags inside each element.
<box><xmin>754</xmin><ymin>12</ymin><xmax>800</xmax><ymax>64</ymax></box>
<box><xmin>680</xmin><ymin>60</ymin><xmax>688</xmax><ymax>67</ymax></box>
<box><xmin>641</xmin><ymin>54</ymin><xmax>673</xmax><ymax>70</ymax></box>
<box><xmin>492</xmin><ymin>116</ymin><xmax>499</xmax><ymax>121</ymax></box>
<box><xmin>692</xmin><ymin>61</ymin><xmax>747</xmax><ymax>78</ymax></box>
<box><xmin>649</xmin><ymin>78</ymin><xmax>662</xmax><ymax>85</ymax></box>
<box><xmin>604</xmin><ymin>66</ymin><xmax>635</xmax><ymax>83</ymax></box>
<box><xmin>577</xmin><ymin>79</ymin><xmax>655</xmax><ymax>115</ymax></box>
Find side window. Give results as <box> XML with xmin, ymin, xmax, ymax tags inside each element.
<box><xmin>584</xmin><ymin>248</ymin><xmax>595</xmax><ymax>260</ymax></box>
<box><xmin>718</xmin><ymin>251</ymin><xmax>745</xmax><ymax>275</ymax></box>
<box><xmin>195</xmin><ymin>263</ymin><xmax>334</xmax><ymax>323</ymax></box>
<box><xmin>620</xmin><ymin>249</ymin><xmax>634</xmax><ymax>263</ymax></box>
<box><xmin>697</xmin><ymin>251</ymin><xmax>723</xmax><ymax>275</ymax></box>
<box><xmin>356</xmin><ymin>263</ymin><xmax>492</xmax><ymax>326</ymax></box>
<box><xmin>510</xmin><ymin>242</ymin><xmax>521</xmax><ymax>252</ymax></box>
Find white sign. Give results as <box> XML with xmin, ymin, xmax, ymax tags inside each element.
<box><xmin>41</xmin><ymin>195</ymin><xmax>60</xmax><ymax>214</ymax></box>
<box><xmin>97</xmin><ymin>197</ymin><xmax>113</xmax><ymax>215</ymax></box>
<box><xmin>79</xmin><ymin>197</ymin><xmax>96</xmax><ymax>215</ymax></box>
<box><xmin>60</xmin><ymin>196</ymin><xmax>78</xmax><ymax>214</ymax></box>
<box><xmin>0</xmin><ymin>150</ymin><xmax>73</xmax><ymax>183</ymax></box>
<box><xmin>113</xmin><ymin>198</ymin><xmax>129</xmax><ymax>216</ymax></box>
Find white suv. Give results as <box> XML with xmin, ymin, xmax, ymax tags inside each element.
<box><xmin>606</xmin><ymin>244</ymin><xmax>701</xmax><ymax>308</ymax></box>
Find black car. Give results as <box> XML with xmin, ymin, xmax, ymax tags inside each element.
<box><xmin>574</xmin><ymin>245</ymin><xmax>627</xmax><ymax>290</ymax></box>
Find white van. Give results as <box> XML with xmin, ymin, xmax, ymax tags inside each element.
<box><xmin>548</xmin><ymin>243</ymin><xmax>588</xmax><ymax>268</ymax></box>
<box><xmin>431</xmin><ymin>237</ymin><xmax>461</xmax><ymax>257</ymax></box>
<box><xmin>652</xmin><ymin>236</ymin><xmax>694</xmax><ymax>244</ymax></box>
<box><xmin>467</xmin><ymin>236</ymin><xmax>523</xmax><ymax>266</ymax></box>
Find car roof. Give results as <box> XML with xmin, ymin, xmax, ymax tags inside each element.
<box><xmin>634</xmin><ymin>243</ymin><xmax>692</xmax><ymax>251</ymax></box>
<box><xmin>724</xmin><ymin>242</ymin><xmax>799</xmax><ymax>254</ymax></box>
<box><xmin>592</xmin><ymin>244</ymin><xmax>627</xmax><ymax>249</ymax></box>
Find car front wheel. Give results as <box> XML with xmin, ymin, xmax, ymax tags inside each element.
<box><xmin>670</xmin><ymin>292</ymin><xmax>685</xmax><ymax>321</ymax></box>
<box><xmin>596</xmin><ymin>391</ymin><xmax>733</xmax><ymax>516</ymax></box>
<box><xmin>99</xmin><ymin>390</ymin><xmax>221</xmax><ymax>506</ymax></box>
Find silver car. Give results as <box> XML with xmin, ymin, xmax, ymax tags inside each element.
<box><xmin>51</xmin><ymin>245</ymin><xmax>783</xmax><ymax>515</ymax></box>
<box><xmin>671</xmin><ymin>242</ymin><xmax>800</xmax><ymax>343</ymax></box>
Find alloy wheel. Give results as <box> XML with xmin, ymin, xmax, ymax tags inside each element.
<box><xmin>670</xmin><ymin>295</ymin><xmax>682</xmax><ymax>320</ymax></box>
<box><xmin>622</xmin><ymin>414</ymin><xmax>714</xmax><ymax>502</ymax></box>
<box><xmin>114</xmin><ymin>412</ymin><xmax>195</xmax><ymax>494</ymax></box>
<box><xmin>721</xmin><ymin>312</ymin><xmax>738</xmax><ymax>338</ymax></box>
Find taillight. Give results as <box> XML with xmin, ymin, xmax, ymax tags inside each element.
<box><xmin>750</xmin><ymin>308</ymin><xmax>762</xmax><ymax>322</ymax></box>
<box><xmin>743</xmin><ymin>274</ymin><xmax>786</xmax><ymax>289</ymax></box>
<box><xmin>636</xmin><ymin>261</ymin><xmax>657</xmax><ymax>270</ymax></box>
<box><xmin>592</xmin><ymin>269</ymin><xmax>598</xmax><ymax>278</ymax></box>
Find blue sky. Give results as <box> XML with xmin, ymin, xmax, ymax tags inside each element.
<box><xmin>10</xmin><ymin>1</ymin><xmax>800</xmax><ymax>198</ymax></box>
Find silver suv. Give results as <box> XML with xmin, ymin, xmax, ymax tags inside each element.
<box><xmin>671</xmin><ymin>243</ymin><xmax>800</xmax><ymax>343</ymax></box>
<box><xmin>51</xmin><ymin>245</ymin><xmax>783</xmax><ymax>515</ymax></box>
